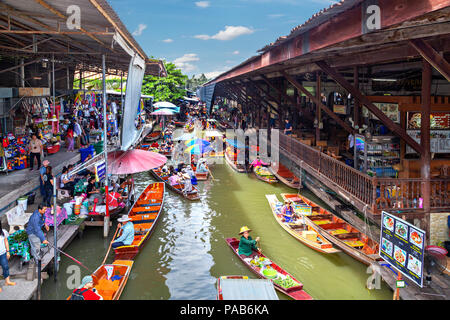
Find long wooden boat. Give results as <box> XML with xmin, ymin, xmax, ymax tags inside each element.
<box><xmin>191</xmin><ymin>164</ymin><xmax>209</xmax><ymax>181</ymax></box>
<box><xmin>67</xmin><ymin>260</ymin><xmax>133</xmax><ymax>300</ymax></box>
<box><xmin>281</xmin><ymin>193</ymin><xmax>380</xmax><ymax>265</ymax></box>
<box><xmin>113</xmin><ymin>182</ymin><xmax>165</xmax><ymax>261</ymax></box>
<box><xmin>150</xmin><ymin>167</ymin><xmax>200</xmax><ymax>200</ymax></box>
<box><xmin>174</xmin><ymin>121</ymin><xmax>185</xmax><ymax>127</ymax></box>
<box><xmin>269</xmin><ymin>163</ymin><xmax>300</xmax><ymax>189</ymax></box>
<box><xmin>224</xmin><ymin>151</ymin><xmax>246</xmax><ymax>173</ymax></box>
<box><xmin>253</xmin><ymin>166</ymin><xmax>278</xmax><ymax>184</ymax></box>
<box><xmin>225</xmin><ymin>238</ymin><xmax>313</xmax><ymax>300</ymax></box>
<box><xmin>144</xmin><ymin>131</ymin><xmax>161</xmax><ymax>142</ymax></box>
<box><xmin>266</xmin><ymin>195</ymin><xmax>339</xmax><ymax>254</ymax></box>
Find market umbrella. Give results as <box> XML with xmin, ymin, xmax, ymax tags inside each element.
<box><xmin>153</xmin><ymin>102</ymin><xmax>178</xmax><ymax>110</ymax></box>
<box><xmin>185</xmin><ymin>144</ymin><xmax>215</xmax><ymax>155</ymax></box>
<box><xmin>155</xmin><ymin>106</ymin><xmax>180</xmax><ymax>113</ymax></box>
<box><xmin>204</xmin><ymin>130</ymin><xmax>222</xmax><ymax>137</ymax></box>
<box><xmin>107</xmin><ymin>149</ymin><xmax>167</xmax><ymax>175</ymax></box>
<box><xmin>185</xmin><ymin>138</ymin><xmax>210</xmax><ymax>147</ymax></box>
<box><xmin>225</xmin><ymin>138</ymin><xmax>247</xmax><ymax>149</ymax></box>
<box><xmin>151</xmin><ymin>108</ymin><xmax>177</xmax><ymax>116</ymax></box>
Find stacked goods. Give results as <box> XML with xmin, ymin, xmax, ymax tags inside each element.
<box><xmin>273</xmin><ymin>275</ymin><xmax>300</xmax><ymax>289</ymax></box>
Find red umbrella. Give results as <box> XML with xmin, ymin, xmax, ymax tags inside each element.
<box><xmin>107</xmin><ymin>149</ymin><xmax>167</xmax><ymax>175</ymax></box>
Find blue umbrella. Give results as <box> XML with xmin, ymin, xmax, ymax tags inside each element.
<box><xmin>226</xmin><ymin>139</ymin><xmax>247</xmax><ymax>149</ymax></box>
<box><xmin>185</xmin><ymin>144</ymin><xmax>215</xmax><ymax>155</ymax></box>
<box><xmin>185</xmin><ymin>139</ymin><xmax>210</xmax><ymax>147</ymax></box>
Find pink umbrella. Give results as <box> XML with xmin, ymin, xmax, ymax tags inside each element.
<box><xmin>107</xmin><ymin>149</ymin><xmax>167</xmax><ymax>175</ymax></box>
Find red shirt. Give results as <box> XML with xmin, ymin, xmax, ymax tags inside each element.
<box><xmin>72</xmin><ymin>288</ymin><xmax>101</xmax><ymax>300</ymax></box>
<box><xmin>151</xmin><ymin>142</ymin><xmax>159</xmax><ymax>148</ymax></box>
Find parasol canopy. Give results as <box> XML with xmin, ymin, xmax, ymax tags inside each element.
<box><xmin>153</xmin><ymin>101</ymin><xmax>179</xmax><ymax>109</ymax></box>
<box><xmin>185</xmin><ymin>138</ymin><xmax>210</xmax><ymax>147</ymax></box>
<box><xmin>151</xmin><ymin>108</ymin><xmax>177</xmax><ymax>116</ymax></box>
<box><xmin>204</xmin><ymin>130</ymin><xmax>222</xmax><ymax>137</ymax></box>
<box><xmin>185</xmin><ymin>144</ymin><xmax>215</xmax><ymax>155</ymax></box>
<box><xmin>108</xmin><ymin>149</ymin><xmax>167</xmax><ymax>175</ymax></box>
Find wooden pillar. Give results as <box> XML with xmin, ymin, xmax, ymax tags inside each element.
<box><xmin>79</xmin><ymin>70</ymin><xmax>83</xmax><ymax>90</ymax></box>
<box><xmin>315</xmin><ymin>71</ymin><xmax>321</xmax><ymax>143</ymax></box>
<box><xmin>353</xmin><ymin>67</ymin><xmax>360</xmax><ymax>169</ymax></box>
<box><xmin>420</xmin><ymin>59</ymin><xmax>431</xmax><ymax>239</ymax></box>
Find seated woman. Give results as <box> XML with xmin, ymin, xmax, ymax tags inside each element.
<box><xmin>238</xmin><ymin>226</ymin><xmax>261</xmax><ymax>259</ymax></box>
<box><xmin>181</xmin><ymin>173</ymin><xmax>193</xmax><ymax>194</ymax></box>
<box><xmin>281</xmin><ymin>201</ymin><xmax>295</xmax><ymax>223</ymax></box>
<box><xmin>87</xmin><ymin>176</ymin><xmax>102</xmax><ymax>202</ymax></box>
<box><xmin>60</xmin><ymin>167</ymin><xmax>76</xmax><ymax>196</ymax></box>
<box><xmin>168</xmin><ymin>173</ymin><xmax>181</xmax><ymax>186</ymax></box>
<box><xmin>111</xmin><ymin>215</ymin><xmax>134</xmax><ymax>249</ymax></box>
<box><xmin>196</xmin><ymin>159</ymin><xmax>208</xmax><ymax>173</ymax></box>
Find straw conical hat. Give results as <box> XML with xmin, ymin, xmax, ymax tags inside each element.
<box><xmin>239</xmin><ymin>226</ymin><xmax>252</xmax><ymax>235</ymax></box>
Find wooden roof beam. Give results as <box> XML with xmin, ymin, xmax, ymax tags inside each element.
<box><xmin>315</xmin><ymin>60</ymin><xmax>422</xmax><ymax>153</ymax></box>
<box><xmin>281</xmin><ymin>70</ymin><xmax>354</xmax><ymax>134</ymax></box>
<box><xmin>409</xmin><ymin>38</ymin><xmax>450</xmax><ymax>82</ymax></box>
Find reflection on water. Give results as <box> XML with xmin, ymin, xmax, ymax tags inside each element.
<box><xmin>42</xmin><ymin>164</ymin><xmax>393</xmax><ymax>300</ymax></box>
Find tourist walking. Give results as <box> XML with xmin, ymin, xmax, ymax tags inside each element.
<box><xmin>28</xmin><ymin>134</ymin><xmax>43</xmax><ymax>171</ymax></box>
<box><xmin>67</xmin><ymin>124</ymin><xmax>75</xmax><ymax>152</ymax></box>
<box><xmin>0</xmin><ymin>221</ymin><xmax>16</xmax><ymax>292</ymax></box>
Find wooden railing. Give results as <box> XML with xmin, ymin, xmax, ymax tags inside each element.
<box><xmin>277</xmin><ymin>132</ymin><xmax>450</xmax><ymax>215</ymax></box>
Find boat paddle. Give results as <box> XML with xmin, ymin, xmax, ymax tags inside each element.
<box><xmin>45</xmin><ymin>242</ymin><xmax>92</xmax><ymax>273</ymax></box>
<box><xmin>101</xmin><ymin>224</ymin><xmax>120</xmax><ymax>265</ymax></box>
<box><xmin>207</xmin><ymin>167</ymin><xmax>216</xmax><ymax>181</ymax></box>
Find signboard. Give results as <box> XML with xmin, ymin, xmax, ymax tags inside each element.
<box><xmin>362</xmin><ymin>102</ymin><xmax>400</xmax><ymax>123</ymax></box>
<box><xmin>355</xmin><ymin>134</ymin><xmax>365</xmax><ymax>152</ymax></box>
<box><xmin>18</xmin><ymin>87</ymin><xmax>50</xmax><ymax>97</ymax></box>
<box><xmin>95</xmin><ymin>161</ymin><xmax>106</xmax><ymax>182</ymax></box>
<box><xmin>333</xmin><ymin>104</ymin><xmax>347</xmax><ymax>115</ymax></box>
<box><xmin>407</xmin><ymin>112</ymin><xmax>450</xmax><ymax>130</ymax></box>
<box><xmin>405</xmin><ymin>130</ymin><xmax>450</xmax><ymax>154</ymax></box>
<box><xmin>379</xmin><ymin>211</ymin><xmax>425</xmax><ymax>287</ymax></box>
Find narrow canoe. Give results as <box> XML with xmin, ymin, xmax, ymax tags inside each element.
<box><xmin>281</xmin><ymin>193</ymin><xmax>380</xmax><ymax>265</ymax></box>
<box><xmin>226</xmin><ymin>238</ymin><xmax>313</xmax><ymax>300</ymax></box>
<box><xmin>191</xmin><ymin>164</ymin><xmax>209</xmax><ymax>181</ymax></box>
<box><xmin>269</xmin><ymin>163</ymin><xmax>300</xmax><ymax>189</ymax></box>
<box><xmin>224</xmin><ymin>151</ymin><xmax>246</xmax><ymax>173</ymax></box>
<box><xmin>113</xmin><ymin>182</ymin><xmax>165</xmax><ymax>261</ymax></box>
<box><xmin>144</xmin><ymin>131</ymin><xmax>161</xmax><ymax>142</ymax></box>
<box><xmin>265</xmin><ymin>194</ymin><xmax>339</xmax><ymax>254</ymax></box>
<box><xmin>67</xmin><ymin>260</ymin><xmax>133</xmax><ymax>300</ymax></box>
<box><xmin>253</xmin><ymin>167</ymin><xmax>278</xmax><ymax>184</ymax></box>
<box><xmin>150</xmin><ymin>167</ymin><xmax>200</xmax><ymax>201</ymax></box>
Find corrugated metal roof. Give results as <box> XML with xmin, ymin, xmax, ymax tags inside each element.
<box><xmin>258</xmin><ymin>0</ymin><xmax>362</xmax><ymax>53</ymax></box>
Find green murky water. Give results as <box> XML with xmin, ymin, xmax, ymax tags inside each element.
<box><xmin>42</xmin><ymin>162</ymin><xmax>393</xmax><ymax>300</ymax></box>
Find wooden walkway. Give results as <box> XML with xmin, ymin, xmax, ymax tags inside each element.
<box><xmin>0</xmin><ymin>219</ymin><xmax>85</xmax><ymax>300</ymax></box>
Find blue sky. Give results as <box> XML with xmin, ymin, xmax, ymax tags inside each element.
<box><xmin>108</xmin><ymin>0</ymin><xmax>338</xmax><ymax>79</ymax></box>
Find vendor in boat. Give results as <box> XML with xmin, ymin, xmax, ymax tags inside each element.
<box><xmin>112</xmin><ymin>215</ymin><xmax>135</xmax><ymax>249</ymax></box>
<box><xmin>281</xmin><ymin>201</ymin><xmax>296</xmax><ymax>223</ymax></box>
<box><xmin>251</xmin><ymin>157</ymin><xmax>269</xmax><ymax>168</ymax></box>
<box><xmin>181</xmin><ymin>172</ymin><xmax>193</xmax><ymax>194</ymax></box>
<box><xmin>196</xmin><ymin>159</ymin><xmax>208</xmax><ymax>173</ymax></box>
<box><xmin>238</xmin><ymin>226</ymin><xmax>261</xmax><ymax>259</ymax></box>
<box><xmin>169</xmin><ymin>172</ymin><xmax>181</xmax><ymax>186</ymax></box>
<box><xmin>70</xmin><ymin>276</ymin><xmax>103</xmax><ymax>300</ymax></box>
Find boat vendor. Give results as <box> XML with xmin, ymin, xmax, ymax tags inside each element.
<box><xmin>281</xmin><ymin>201</ymin><xmax>296</xmax><ymax>223</ymax></box>
<box><xmin>238</xmin><ymin>226</ymin><xmax>261</xmax><ymax>259</ymax></box>
<box><xmin>181</xmin><ymin>172</ymin><xmax>193</xmax><ymax>194</ymax></box>
<box><xmin>26</xmin><ymin>204</ymin><xmax>50</xmax><ymax>263</ymax></box>
<box><xmin>69</xmin><ymin>276</ymin><xmax>103</xmax><ymax>300</ymax></box>
<box><xmin>196</xmin><ymin>159</ymin><xmax>208</xmax><ymax>173</ymax></box>
<box><xmin>112</xmin><ymin>215</ymin><xmax>135</xmax><ymax>249</ymax></box>
<box><xmin>251</xmin><ymin>157</ymin><xmax>269</xmax><ymax>168</ymax></box>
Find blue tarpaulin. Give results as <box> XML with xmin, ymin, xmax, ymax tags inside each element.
<box><xmin>219</xmin><ymin>279</ymin><xmax>279</xmax><ymax>300</ymax></box>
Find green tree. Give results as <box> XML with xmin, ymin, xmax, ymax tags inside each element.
<box><xmin>141</xmin><ymin>61</ymin><xmax>187</xmax><ymax>103</ymax></box>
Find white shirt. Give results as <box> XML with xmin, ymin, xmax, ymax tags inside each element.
<box><xmin>0</xmin><ymin>230</ymin><xmax>9</xmax><ymax>255</ymax></box>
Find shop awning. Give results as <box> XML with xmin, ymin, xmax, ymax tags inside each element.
<box><xmin>196</xmin><ymin>83</ymin><xmax>216</xmax><ymax>113</ymax></box>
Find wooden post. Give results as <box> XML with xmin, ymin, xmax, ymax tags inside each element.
<box><xmin>420</xmin><ymin>59</ymin><xmax>431</xmax><ymax>239</ymax></box>
<box><xmin>316</xmin><ymin>71</ymin><xmax>321</xmax><ymax>144</ymax></box>
<box><xmin>353</xmin><ymin>67</ymin><xmax>360</xmax><ymax>169</ymax></box>
<box><xmin>393</xmin><ymin>272</ymin><xmax>402</xmax><ymax>300</ymax></box>
<box><xmin>102</xmin><ymin>54</ymin><xmax>110</xmax><ymax>238</ymax></box>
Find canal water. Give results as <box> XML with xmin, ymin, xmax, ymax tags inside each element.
<box><xmin>42</xmin><ymin>162</ymin><xmax>393</xmax><ymax>300</ymax></box>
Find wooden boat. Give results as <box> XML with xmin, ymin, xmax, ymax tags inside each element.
<box><xmin>253</xmin><ymin>166</ymin><xmax>278</xmax><ymax>184</ymax></box>
<box><xmin>150</xmin><ymin>167</ymin><xmax>200</xmax><ymax>200</ymax></box>
<box><xmin>265</xmin><ymin>195</ymin><xmax>339</xmax><ymax>254</ymax></box>
<box><xmin>224</xmin><ymin>150</ymin><xmax>246</xmax><ymax>173</ymax></box>
<box><xmin>67</xmin><ymin>260</ymin><xmax>133</xmax><ymax>300</ymax></box>
<box><xmin>113</xmin><ymin>182</ymin><xmax>165</xmax><ymax>260</ymax></box>
<box><xmin>174</xmin><ymin>121</ymin><xmax>185</xmax><ymax>127</ymax></box>
<box><xmin>281</xmin><ymin>193</ymin><xmax>380</xmax><ymax>265</ymax></box>
<box><xmin>191</xmin><ymin>164</ymin><xmax>209</xmax><ymax>181</ymax></box>
<box><xmin>269</xmin><ymin>163</ymin><xmax>300</xmax><ymax>189</ymax></box>
<box><xmin>144</xmin><ymin>131</ymin><xmax>161</xmax><ymax>142</ymax></box>
<box><xmin>225</xmin><ymin>238</ymin><xmax>313</xmax><ymax>300</ymax></box>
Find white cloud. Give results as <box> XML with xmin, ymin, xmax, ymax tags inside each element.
<box><xmin>195</xmin><ymin>26</ymin><xmax>254</xmax><ymax>41</ymax></box>
<box><xmin>232</xmin><ymin>50</ymin><xmax>240</xmax><ymax>55</ymax></box>
<box><xmin>162</xmin><ymin>38</ymin><xmax>174</xmax><ymax>43</ymax></box>
<box><xmin>174</xmin><ymin>53</ymin><xmax>200</xmax><ymax>73</ymax></box>
<box><xmin>132</xmin><ymin>24</ymin><xmax>147</xmax><ymax>36</ymax></box>
<box><xmin>204</xmin><ymin>70</ymin><xmax>225</xmax><ymax>79</ymax></box>
<box><xmin>195</xmin><ymin>1</ymin><xmax>210</xmax><ymax>8</ymax></box>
